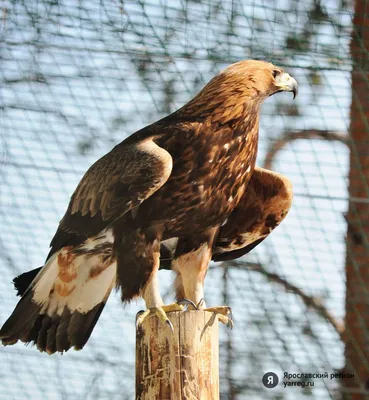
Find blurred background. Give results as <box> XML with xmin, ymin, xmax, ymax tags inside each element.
<box><xmin>0</xmin><ymin>0</ymin><xmax>368</xmax><ymax>399</ymax></box>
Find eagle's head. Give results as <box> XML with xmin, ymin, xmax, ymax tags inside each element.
<box><xmin>181</xmin><ymin>60</ymin><xmax>298</xmax><ymax>119</ymax></box>
<box><xmin>220</xmin><ymin>60</ymin><xmax>298</xmax><ymax>101</ymax></box>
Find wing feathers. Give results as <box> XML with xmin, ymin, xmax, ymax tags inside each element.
<box><xmin>50</xmin><ymin>138</ymin><xmax>172</xmax><ymax>257</ymax></box>
<box><xmin>158</xmin><ymin>167</ymin><xmax>292</xmax><ymax>268</ymax></box>
<box><xmin>69</xmin><ymin>139</ymin><xmax>172</xmax><ymax>222</ymax></box>
<box><xmin>213</xmin><ymin>167</ymin><xmax>292</xmax><ymax>258</ymax></box>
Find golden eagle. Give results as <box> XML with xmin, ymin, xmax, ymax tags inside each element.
<box><xmin>0</xmin><ymin>60</ymin><xmax>297</xmax><ymax>354</ymax></box>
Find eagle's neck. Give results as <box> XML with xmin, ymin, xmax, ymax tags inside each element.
<box><xmin>178</xmin><ymin>87</ymin><xmax>262</xmax><ymax>130</ymax></box>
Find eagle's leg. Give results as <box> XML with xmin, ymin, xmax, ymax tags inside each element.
<box><xmin>174</xmin><ymin>271</ymin><xmax>203</xmax><ymax>309</ymax></box>
<box><xmin>136</xmin><ymin>281</ymin><xmax>185</xmax><ymax>332</ymax></box>
<box><xmin>116</xmin><ymin>228</ymin><xmax>183</xmax><ymax>331</ymax></box>
<box><xmin>172</xmin><ymin>241</ymin><xmax>211</xmax><ymax>308</ymax></box>
<box><xmin>175</xmin><ymin>272</ymin><xmax>233</xmax><ymax>327</ymax></box>
<box><xmin>136</xmin><ymin>268</ymin><xmax>184</xmax><ymax>332</ymax></box>
<box><xmin>172</xmin><ymin>230</ymin><xmax>233</xmax><ymax>326</ymax></box>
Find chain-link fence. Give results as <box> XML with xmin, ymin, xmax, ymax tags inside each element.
<box><xmin>1</xmin><ymin>0</ymin><xmax>367</xmax><ymax>399</ymax></box>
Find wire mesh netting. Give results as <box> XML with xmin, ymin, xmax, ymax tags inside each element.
<box><xmin>1</xmin><ymin>0</ymin><xmax>368</xmax><ymax>399</ymax></box>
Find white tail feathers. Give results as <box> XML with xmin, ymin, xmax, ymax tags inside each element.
<box><xmin>32</xmin><ymin>248</ymin><xmax>116</xmax><ymax>316</ymax></box>
<box><xmin>0</xmin><ymin>229</ymin><xmax>116</xmax><ymax>353</ymax></box>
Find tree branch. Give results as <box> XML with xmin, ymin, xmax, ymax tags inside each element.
<box><xmin>263</xmin><ymin>129</ymin><xmax>348</xmax><ymax>170</ymax></box>
<box><xmin>222</xmin><ymin>260</ymin><xmax>345</xmax><ymax>338</ymax></box>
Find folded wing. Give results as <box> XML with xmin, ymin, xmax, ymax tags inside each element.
<box><xmin>159</xmin><ymin>167</ymin><xmax>293</xmax><ymax>267</ymax></box>
<box><xmin>0</xmin><ymin>135</ymin><xmax>173</xmax><ymax>353</ymax></box>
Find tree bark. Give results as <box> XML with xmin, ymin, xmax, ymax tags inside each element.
<box><xmin>344</xmin><ymin>1</ymin><xmax>369</xmax><ymax>397</ymax></box>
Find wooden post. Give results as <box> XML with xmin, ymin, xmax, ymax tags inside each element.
<box><xmin>136</xmin><ymin>310</ymin><xmax>219</xmax><ymax>400</ymax></box>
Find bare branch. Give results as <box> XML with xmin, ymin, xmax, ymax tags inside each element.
<box><xmin>263</xmin><ymin>129</ymin><xmax>348</xmax><ymax>170</ymax></box>
<box><xmin>2</xmin><ymin>74</ymin><xmax>48</xmax><ymax>84</ymax></box>
<box><xmin>223</xmin><ymin>260</ymin><xmax>345</xmax><ymax>338</ymax></box>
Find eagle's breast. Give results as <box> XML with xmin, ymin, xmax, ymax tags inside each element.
<box><xmin>150</xmin><ymin>115</ymin><xmax>259</xmax><ymax>235</ymax></box>
<box><xmin>199</xmin><ymin>123</ymin><xmax>259</xmax><ymax>222</ymax></box>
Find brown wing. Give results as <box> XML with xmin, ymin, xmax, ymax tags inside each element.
<box><xmin>212</xmin><ymin>167</ymin><xmax>293</xmax><ymax>261</ymax></box>
<box><xmin>1</xmin><ymin>135</ymin><xmax>173</xmax><ymax>354</ymax></box>
<box><xmin>158</xmin><ymin>167</ymin><xmax>293</xmax><ymax>267</ymax></box>
<box><xmin>49</xmin><ymin>137</ymin><xmax>172</xmax><ymax>258</ymax></box>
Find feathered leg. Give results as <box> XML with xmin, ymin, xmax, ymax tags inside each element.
<box><xmin>171</xmin><ymin>228</ymin><xmax>218</xmax><ymax>305</ymax></box>
<box><xmin>171</xmin><ymin>229</ymin><xmax>232</xmax><ymax>326</ymax></box>
<box><xmin>136</xmin><ymin>270</ymin><xmax>185</xmax><ymax>332</ymax></box>
<box><xmin>115</xmin><ymin>227</ymin><xmax>183</xmax><ymax>330</ymax></box>
<box><xmin>173</xmin><ymin>238</ymin><xmax>232</xmax><ymax>327</ymax></box>
<box><xmin>172</xmin><ymin>240</ymin><xmax>212</xmax><ymax>307</ymax></box>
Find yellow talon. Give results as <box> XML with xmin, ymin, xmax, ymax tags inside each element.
<box><xmin>204</xmin><ymin>306</ymin><xmax>233</xmax><ymax>329</ymax></box>
<box><xmin>162</xmin><ymin>303</ymin><xmax>184</xmax><ymax>313</ymax></box>
<box><xmin>136</xmin><ymin>303</ymin><xmax>185</xmax><ymax>333</ymax></box>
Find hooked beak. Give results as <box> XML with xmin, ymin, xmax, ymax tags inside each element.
<box><xmin>275</xmin><ymin>72</ymin><xmax>298</xmax><ymax>99</ymax></box>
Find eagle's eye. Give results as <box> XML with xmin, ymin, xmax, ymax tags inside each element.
<box><xmin>272</xmin><ymin>69</ymin><xmax>281</xmax><ymax>79</ymax></box>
